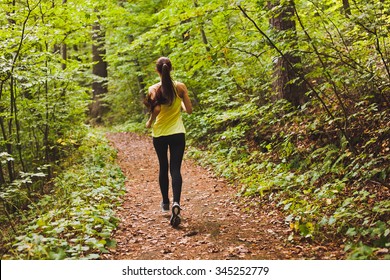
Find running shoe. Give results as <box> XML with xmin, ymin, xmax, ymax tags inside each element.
<box><xmin>161</xmin><ymin>202</ymin><xmax>170</xmax><ymax>213</ymax></box>
<box><xmin>170</xmin><ymin>202</ymin><xmax>181</xmax><ymax>228</ymax></box>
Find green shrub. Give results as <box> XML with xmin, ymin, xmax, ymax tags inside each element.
<box><xmin>2</xmin><ymin>130</ymin><xmax>125</xmax><ymax>260</ymax></box>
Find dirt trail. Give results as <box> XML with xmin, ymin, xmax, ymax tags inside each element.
<box><xmin>104</xmin><ymin>132</ymin><xmax>344</xmax><ymax>260</ymax></box>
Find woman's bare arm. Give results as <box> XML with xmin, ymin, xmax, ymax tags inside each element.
<box><xmin>146</xmin><ymin>104</ymin><xmax>161</xmax><ymax>128</ymax></box>
<box><xmin>178</xmin><ymin>83</ymin><xmax>192</xmax><ymax>114</ymax></box>
<box><xmin>146</xmin><ymin>85</ymin><xmax>161</xmax><ymax>128</ymax></box>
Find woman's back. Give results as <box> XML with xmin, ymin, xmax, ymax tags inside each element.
<box><xmin>152</xmin><ymin>86</ymin><xmax>185</xmax><ymax>137</ymax></box>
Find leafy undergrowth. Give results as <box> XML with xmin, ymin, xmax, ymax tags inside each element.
<box><xmin>109</xmin><ymin>118</ymin><xmax>148</xmax><ymax>134</ymax></box>
<box><xmin>186</xmin><ymin>100</ymin><xmax>390</xmax><ymax>260</ymax></box>
<box><xmin>1</xmin><ymin>129</ymin><xmax>125</xmax><ymax>260</ymax></box>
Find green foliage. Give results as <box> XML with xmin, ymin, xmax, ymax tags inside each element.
<box><xmin>0</xmin><ymin>0</ymin><xmax>93</xmax><ymax>210</ymax></box>
<box><xmin>1</xmin><ymin>130</ymin><xmax>125</xmax><ymax>259</ymax></box>
<box><xmin>1</xmin><ymin>0</ymin><xmax>388</xmax><ymax>260</ymax></box>
<box><xmin>100</xmin><ymin>0</ymin><xmax>389</xmax><ymax>259</ymax></box>
<box><xmin>110</xmin><ymin>119</ymin><xmax>149</xmax><ymax>134</ymax></box>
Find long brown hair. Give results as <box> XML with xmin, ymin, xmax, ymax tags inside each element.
<box><xmin>155</xmin><ymin>57</ymin><xmax>176</xmax><ymax>106</ymax></box>
<box><xmin>144</xmin><ymin>57</ymin><xmax>176</xmax><ymax>112</ymax></box>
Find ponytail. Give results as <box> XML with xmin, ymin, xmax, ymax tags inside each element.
<box><xmin>154</xmin><ymin>57</ymin><xmax>176</xmax><ymax>106</ymax></box>
<box><xmin>160</xmin><ymin>63</ymin><xmax>175</xmax><ymax>106</ymax></box>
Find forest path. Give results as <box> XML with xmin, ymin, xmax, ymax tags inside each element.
<box><xmin>104</xmin><ymin>132</ymin><xmax>344</xmax><ymax>260</ymax></box>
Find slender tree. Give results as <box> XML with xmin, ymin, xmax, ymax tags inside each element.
<box><xmin>61</xmin><ymin>0</ymin><xmax>67</xmax><ymax>71</ymax></box>
<box><xmin>90</xmin><ymin>12</ymin><xmax>108</xmax><ymax>124</ymax></box>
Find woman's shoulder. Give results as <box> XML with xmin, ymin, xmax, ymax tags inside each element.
<box><xmin>174</xmin><ymin>81</ymin><xmax>186</xmax><ymax>88</ymax></box>
<box><xmin>174</xmin><ymin>81</ymin><xmax>187</xmax><ymax>97</ymax></box>
<box><xmin>148</xmin><ymin>82</ymin><xmax>161</xmax><ymax>99</ymax></box>
<box><xmin>149</xmin><ymin>82</ymin><xmax>161</xmax><ymax>91</ymax></box>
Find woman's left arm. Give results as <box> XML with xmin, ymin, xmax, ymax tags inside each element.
<box><xmin>179</xmin><ymin>83</ymin><xmax>193</xmax><ymax>114</ymax></box>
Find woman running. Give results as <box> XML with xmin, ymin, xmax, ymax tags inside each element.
<box><xmin>145</xmin><ymin>57</ymin><xmax>193</xmax><ymax>227</ymax></box>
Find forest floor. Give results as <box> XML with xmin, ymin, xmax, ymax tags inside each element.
<box><xmin>104</xmin><ymin>132</ymin><xmax>345</xmax><ymax>260</ymax></box>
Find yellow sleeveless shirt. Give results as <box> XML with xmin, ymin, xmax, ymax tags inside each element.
<box><xmin>152</xmin><ymin>90</ymin><xmax>186</xmax><ymax>138</ymax></box>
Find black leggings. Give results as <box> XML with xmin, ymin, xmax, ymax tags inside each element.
<box><xmin>153</xmin><ymin>133</ymin><xmax>185</xmax><ymax>204</ymax></box>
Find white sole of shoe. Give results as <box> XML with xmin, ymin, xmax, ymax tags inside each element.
<box><xmin>170</xmin><ymin>204</ymin><xmax>181</xmax><ymax>227</ymax></box>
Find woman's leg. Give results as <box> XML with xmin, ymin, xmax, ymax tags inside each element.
<box><xmin>153</xmin><ymin>136</ymin><xmax>170</xmax><ymax>204</ymax></box>
<box><xmin>168</xmin><ymin>133</ymin><xmax>185</xmax><ymax>204</ymax></box>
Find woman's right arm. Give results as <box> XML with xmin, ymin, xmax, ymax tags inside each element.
<box><xmin>146</xmin><ymin>104</ymin><xmax>161</xmax><ymax>128</ymax></box>
<box><xmin>146</xmin><ymin>85</ymin><xmax>160</xmax><ymax>128</ymax></box>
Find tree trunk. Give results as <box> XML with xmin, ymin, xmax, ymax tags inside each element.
<box><xmin>133</xmin><ymin>58</ymin><xmax>145</xmax><ymax>102</ymax></box>
<box><xmin>194</xmin><ymin>0</ymin><xmax>211</xmax><ymax>52</ymax></box>
<box><xmin>61</xmin><ymin>0</ymin><xmax>67</xmax><ymax>71</ymax></box>
<box><xmin>90</xmin><ymin>17</ymin><xmax>108</xmax><ymax>124</ymax></box>
<box><xmin>126</xmin><ymin>34</ymin><xmax>146</xmax><ymax>112</ymax></box>
<box><xmin>342</xmin><ymin>0</ymin><xmax>351</xmax><ymax>16</ymax></box>
<box><xmin>0</xmin><ymin>162</ymin><xmax>5</xmax><ymax>186</ymax></box>
<box><xmin>268</xmin><ymin>0</ymin><xmax>307</xmax><ymax>107</ymax></box>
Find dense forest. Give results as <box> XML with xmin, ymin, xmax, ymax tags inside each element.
<box><xmin>0</xmin><ymin>0</ymin><xmax>389</xmax><ymax>260</ymax></box>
